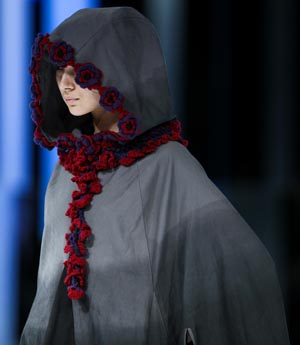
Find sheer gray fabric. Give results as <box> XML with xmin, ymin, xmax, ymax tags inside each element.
<box><xmin>20</xmin><ymin>142</ymin><xmax>290</xmax><ymax>344</ymax></box>
<box><xmin>22</xmin><ymin>6</ymin><xmax>290</xmax><ymax>345</ymax></box>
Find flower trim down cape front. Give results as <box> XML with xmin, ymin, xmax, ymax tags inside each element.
<box><xmin>57</xmin><ymin>120</ymin><xmax>187</xmax><ymax>300</ymax></box>
<box><xmin>30</xmin><ymin>33</ymin><xmax>140</xmax><ymax>149</ymax></box>
<box><xmin>29</xmin><ymin>32</ymin><xmax>188</xmax><ymax>300</ymax></box>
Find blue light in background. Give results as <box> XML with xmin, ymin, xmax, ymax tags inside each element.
<box><xmin>42</xmin><ymin>0</ymin><xmax>100</xmax><ymax>32</ymax></box>
<box><xmin>144</xmin><ymin>0</ymin><xmax>187</xmax><ymax>127</ymax></box>
<box><xmin>0</xmin><ymin>0</ymin><xmax>32</xmax><ymax>344</ymax></box>
<box><xmin>38</xmin><ymin>0</ymin><xmax>100</xmax><ymax>237</ymax></box>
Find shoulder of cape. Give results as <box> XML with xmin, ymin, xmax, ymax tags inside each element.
<box><xmin>135</xmin><ymin>140</ymin><xmax>228</xmax><ymax>203</ymax></box>
<box><xmin>136</xmin><ymin>140</ymin><xmax>209</xmax><ymax>177</ymax></box>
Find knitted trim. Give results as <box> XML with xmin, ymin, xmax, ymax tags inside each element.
<box><xmin>57</xmin><ymin>119</ymin><xmax>188</xmax><ymax>299</ymax></box>
<box><xmin>30</xmin><ymin>33</ymin><xmax>189</xmax><ymax>300</ymax></box>
<box><xmin>29</xmin><ymin>33</ymin><xmax>141</xmax><ymax>149</ymax></box>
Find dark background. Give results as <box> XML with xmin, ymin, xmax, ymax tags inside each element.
<box><xmin>19</xmin><ymin>0</ymin><xmax>300</xmax><ymax>343</ymax></box>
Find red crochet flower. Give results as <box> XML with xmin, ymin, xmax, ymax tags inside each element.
<box><xmin>98</xmin><ymin>151</ymin><xmax>116</xmax><ymax>170</ymax></box>
<box><xmin>29</xmin><ymin>33</ymin><xmax>49</xmax><ymax>72</ymax></box>
<box><xmin>49</xmin><ymin>41</ymin><xmax>74</xmax><ymax>67</ymax></box>
<box><xmin>99</xmin><ymin>87</ymin><xmax>124</xmax><ymax>112</ymax></box>
<box><xmin>118</xmin><ymin>113</ymin><xmax>139</xmax><ymax>140</ymax></box>
<box><xmin>75</xmin><ymin>63</ymin><xmax>102</xmax><ymax>88</ymax></box>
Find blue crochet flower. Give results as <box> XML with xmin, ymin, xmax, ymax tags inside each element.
<box><xmin>31</xmin><ymin>33</ymin><xmax>45</xmax><ymax>58</ymax></box>
<box><xmin>49</xmin><ymin>41</ymin><xmax>74</xmax><ymax>67</ymax></box>
<box><xmin>75</xmin><ymin>63</ymin><xmax>101</xmax><ymax>88</ymax></box>
<box><xmin>99</xmin><ymin>87</ymin><xmax>124</xmax><ymax>112</ymax></box>
<box><xmin>118</xmin><ymin>113</ymin><xmax>139</xmax><ymax>140</ymax></box>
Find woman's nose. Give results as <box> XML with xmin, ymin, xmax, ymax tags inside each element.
<box><xmin>60</xmin><ymin>72</ymin><xmax>75</xmax><ymax>90</ymax></box>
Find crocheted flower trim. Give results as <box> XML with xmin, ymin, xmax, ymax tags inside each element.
<box><xmin>29</xmin><ymin>33</ymin><xmax>189</xmax><ymax>300</ymax></box>
<box><xmin>118</xmin><ymin>112</ymin><xmax>140</xmax><ymax>140</ymax></box>
<box><xmin>49</xmin><ymin>41</ymin><xmax>74</xmax><ymax>67</ymax></box>
<box><xmin>57</xmin><ymin>119</ymin><xmax>188</xmax><ymax>299</ymax></box>
<box><xmin>29</xmin><ymin>33</ymin><xmax>56</xmax><ymax>149</ymax></box>
<box><xmin>74</xmin><ymin>63</ymin><xmax>102</xmax><ymax>88</ymax></box>
<box><xmin>99</xmin><ymin>86</ymin><xmax>124</xmax><ymax>112</ymax></box>
<box><xmin>29</xmin><ymin>33</ymin><xmax>141</xmax><ymax>149</ymax></box>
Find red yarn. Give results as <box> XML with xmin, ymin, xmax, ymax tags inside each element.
<box><xmin>67</xmin><ymin>288</ymin><xmax>85</xmax><ymax>300</ymax></box>
<box><xmin>119</xmin><ymin>157</ymin><xmax>136</xmax><ymax>166</ymax></box>
<box><xmin>58</xmin><ymin>119</ymin><xmax>188</xmax><ymax>300</ymax></box>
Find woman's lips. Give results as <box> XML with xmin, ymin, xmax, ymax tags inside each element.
<box><xmin>65</xmin><ymin>97</ymin><xmax>79</xmax><ymax>105</ymax></box>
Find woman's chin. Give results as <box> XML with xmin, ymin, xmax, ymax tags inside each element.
<box><xmin>69</xmin><ymin>109</ymin><xmax>86</xmax><ymax>116</ymax></box>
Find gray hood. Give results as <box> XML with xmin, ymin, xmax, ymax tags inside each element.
<box><xmin>30</xmin><ymin>7</ymin><xmax>174</xmax><ymax>149</ymax></box>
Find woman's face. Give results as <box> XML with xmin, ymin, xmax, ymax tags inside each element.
<box><xmin>56</xmin><ymin>66</ymin><xmax>101</xmax><ymax>116</ymax></box>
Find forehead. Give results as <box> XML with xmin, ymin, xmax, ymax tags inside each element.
<box><xmin>56</xmin><ymin>65</ymin><xmax>75</xmax><ymax>78</ymax></box>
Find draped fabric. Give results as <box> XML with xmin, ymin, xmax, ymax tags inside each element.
<box><xmin>20</xmin><ymin>7</ymin><xmax>290</xmax><ymax>345</ymax></box>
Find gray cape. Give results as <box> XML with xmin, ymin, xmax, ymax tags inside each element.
<box><xmin>20</xmin><ymin>7</ymin><xmax>290</xmax><ymax>345</ymax></box>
